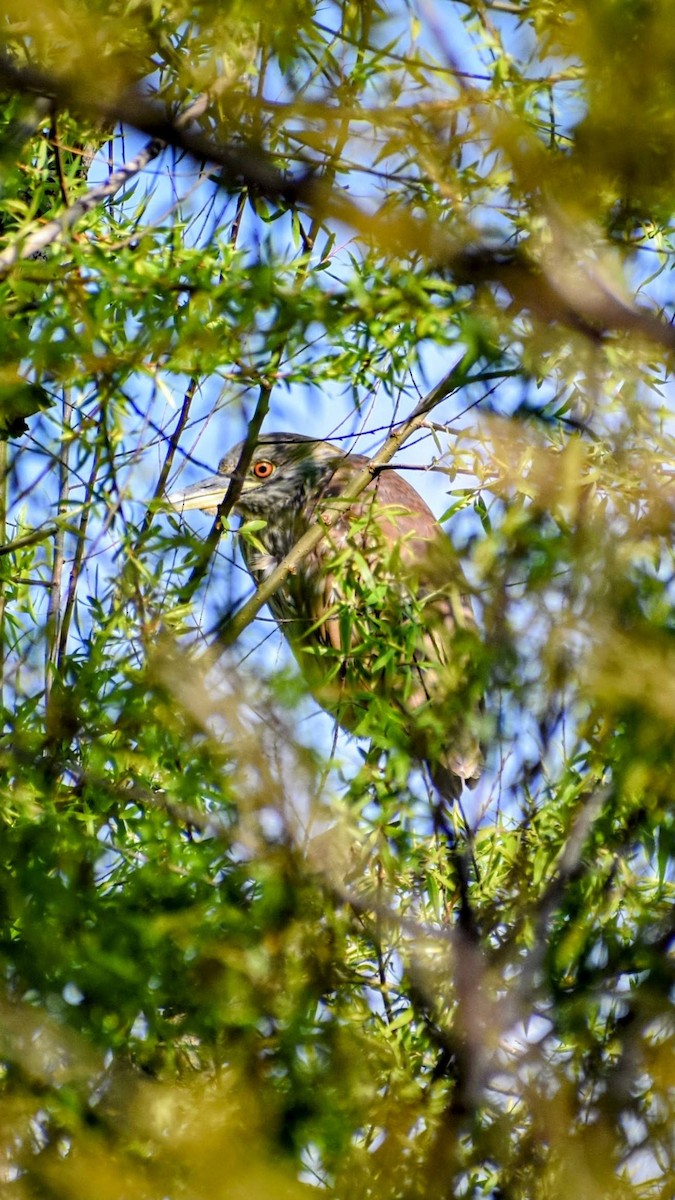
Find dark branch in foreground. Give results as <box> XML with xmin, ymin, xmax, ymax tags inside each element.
<box><xmin>1</xmin><ymin>55</ymin><xmax>675</xmax><ymax>354</ymax></box>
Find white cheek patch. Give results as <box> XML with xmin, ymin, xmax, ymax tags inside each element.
<box><xmin>248</xmin><ymin>553</ymin><xmax>279</xmax><ymax>576</ymax></box>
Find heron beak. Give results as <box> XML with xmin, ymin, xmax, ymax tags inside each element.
<box><xmin>166</xmin><ymin>474</ymin><xmax>229</xmax><ymax>515</ymax></box>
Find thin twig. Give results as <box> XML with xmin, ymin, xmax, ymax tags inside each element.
<box><xmin>44</xmin><ymin>391</ymin><xmax>71</xmax><ymax>704</ymax></box>
<box><xmin>56</xmin><ymin>441</ymin><xmax>102</xmax><ymax>670</ymax></box>
<box><xmin>137</xmin><ymin>378</ymin><xmax>198</xmax><ymax>547</ymax></box>
<box><xmin>178</xmin><ymin>380</ymin><xmax>272</xmax><ymax>605</ymax></box>
<box><xmin>0</xmin><ymin>520</ymin><xmax>61</xmax><ymax>557</ymax></box>
<box><xmin>50</xmin><ymin>111</ymin><xmax>70</xmax><ymax>207</ymax></box>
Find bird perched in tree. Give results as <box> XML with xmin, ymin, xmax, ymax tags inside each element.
<box><xmin>168</xmin><ymin>432</ymin><xmax>483</xmax><ymax>802</ymax></box>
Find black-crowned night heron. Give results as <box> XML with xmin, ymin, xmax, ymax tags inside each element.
<box><xmin>169</xmin><ymin>432</ymin><xmax>482</xmax><ymax>802</ymax></box>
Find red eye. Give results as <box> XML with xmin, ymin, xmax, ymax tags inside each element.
<box><xmin>253</xmin><ymin>460</ymin><xmax>275</xmax><ymax>479</ymax></box>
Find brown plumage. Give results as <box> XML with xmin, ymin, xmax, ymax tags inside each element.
<box><xmin>169</xmin><ymin>432</ymin><xmax>483</xmax><ymax>801</ymax></box>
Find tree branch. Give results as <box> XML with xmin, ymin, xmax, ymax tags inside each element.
<box><xmin>2</xmin><ymin>55</ymin><xmax>675</xmax><ymax>353</ymax></box>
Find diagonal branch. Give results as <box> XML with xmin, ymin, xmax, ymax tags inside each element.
<box><xmin>2</xmin><ymin>55</ymin><xmax>674</xmax><ymax>352</ymax></box>
<box><xmin>0</xmin><ymin>67</ymin><xmax>247</xmax><ymax>273</ymax></box>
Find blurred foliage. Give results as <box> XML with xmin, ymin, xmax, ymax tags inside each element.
<box><xmin>0</xmin><ymin>0</ymin><xmax>673</xmax><ymax>1196</ymax></box>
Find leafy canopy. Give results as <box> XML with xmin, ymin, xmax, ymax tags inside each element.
<box><xmin>0</xmin><ymin>1</ymin><xmax>673</xmax><ymax>1197</ymax></box>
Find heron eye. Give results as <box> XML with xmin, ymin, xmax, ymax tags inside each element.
<box><xmin>252</xmin><ymin>459</ymin><xmax>275</xmax><ymax>480</ymax></box>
